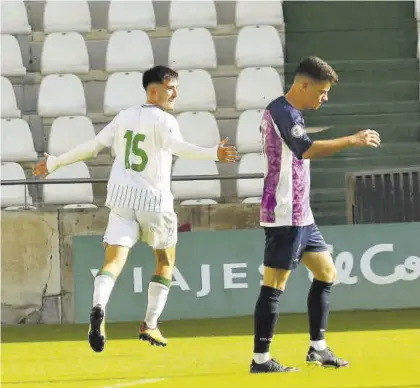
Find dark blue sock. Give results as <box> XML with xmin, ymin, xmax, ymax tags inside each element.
<box><xmin>307</xmin><ymin>279</ymin><xmax>333</xmax><ymax>341</ymax></box>
<box><xmin>253</xmin><ymin>285</ymin><xmax>283</xmax><ymax>353</ymax></box>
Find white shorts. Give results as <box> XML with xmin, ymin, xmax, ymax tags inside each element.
<box><xmin>103</xmin><ymin>208</ymin><xmax>178</xmax><ymax>249</ymax></box>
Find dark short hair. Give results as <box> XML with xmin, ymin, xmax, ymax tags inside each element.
<box><xmin>142</xmin><ymin>66</ymin><xmax>178</xmax><ymax>90</ymax></box>
<box><xmin>295</xmin><ymin>56</ymin><xmax>338</xmax><ymax>84</ymax></box>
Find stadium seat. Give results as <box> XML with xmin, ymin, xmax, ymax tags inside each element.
<box><xmin>106</xmin><ymin>30</ymin><xmax>154</xmax><ymax>73</ymax></box>
<box><xmin>236</xmin><ymin>110</ymin><xmax>264</xmax><ymax>153</ymax></box>
<box><xmin>172</xmin><ymin>159</ymin><xmax>221</xmax><ymax>201</ymax></box>
<box><xmin>38</xmin><ymin>74</ymin><xmax>86</xmax><ymax>117</ymax></box>
<box><xmin>181</xmin><ymin>199</ymin><xmax>218</xmax><ymax>205</ymax></box>
<box><xmin>108</xmin><ymin>0</ymin><xmax>156</xmax><ymax>32</ymax></box>
<box><xmin>1</xmin><ymin>162</ymin><xmax>34</xmax><ymax>209</ymax></box>
<box><xmin>48</xmin><ymin>116</ymin><xmax>96</xmax><ymax>156</ymax></box>
<box><xmin>1</xmin><ymin>76</ymin><xmax>21</xmax><ymax>118</ymax></box>
<box><xmin>175</xmin><ymin>70</ymin><xmax>216</xmax><ymax>112</ymax></box>
<box><xmin>235</xmin><ymin>0</ymin><xmax>284</xmax><ymax>27</ymax></box>
<box><xmin>237</xmin><ymin>153</ymin><xmax>264</xmax><ymax>199</ymax></box>
<box><xmin>41</xmin><ymin>32</ymin><xmax>89</xmax><ymax>75</ymax></box>
<box><xmin>176</xmin><ymin>111</ymin><xmax>220</xmax><ymax>147</ymax></box>
<box><xmin>168</xmin><ymin>28</ymin><xmax>217</xmax><ymax>70</ymax></box>
<box><xmin>236</xmin><ymin>67</ymin><xmax>283</xmax><ymax>110</ymax></box>
<box><xmin>103</xmin><ymin>72</ymin><xmax>146</xmax><ymax>115</ymax></box>
<box><xmin>43</xmin><ymin>162</ymin><xmax>96</xmax><ymax>208</ymax></box>
<box><xmin>0</xmin><ymin>0</ymin><xmax>31</xmax><ymax>34</ymax></box>
<box><xmin>43</xmin><ymin>1</ymin><xmax>91</xmax><ymax>33</ymax></box>
<box><xmin>1</xmin><ymin>119</ymin><xmax>37</xmax><ymax>162</ymax></box>
<box><xmin>169</xmin><ymin>0</ymin><xmax>217</xmax><ymax>29</ymax></box>
<box><xmin>236</xmin><ymin>25</ymin><xmax>284</xmax><ymax>68</ymax></box>
<box><xmin>415</xmin><ymin>0</ymin><xmax>420</xmax><ymax>20</ymax></box>
<box><xmin>0</xmin><ymin>35</ymin><xmax>26</xmax><ymax>77</ymax></box>
<box><xmin>242</xmin><ymin>197</ymin><xmax>262</xmax><ymax>204</ymax></box>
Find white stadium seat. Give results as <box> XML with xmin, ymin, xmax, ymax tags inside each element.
<box><xmin>103</xmin><ymin>72</ymin><xmax>146</xmax><ymax>115</ymax></box>
<box><xmin>41</xmin><ymin>32</ymin><xmax>89</xmax><ymax>75</ymax></box>
<box><xmin>242</xmin><ymin>197</ymin><xmax>262</xmax><ymax>204</ymax></box>
<box><xmin>169</xmin><ymin>0</ymin><xmax>217</xmax><ymax>29</ymax></box>
<box><xmin>236</xmin><ymin>25</ymin><xmax>284</xmax><ymax>68</ymax></box>
<box><xmin>415</xmin><ymin>0</ymin><xmax>420</xmax><ymax>20</ymax></box>
<box><xmin>237</xmin><ymin>153</ymin><xmax>264</xmax><ymax>199</ymax></box>
<box><xmin>106</xmin><ymin>30</ymin><xmax>154</xmax><ymax>73</ymax></box>
<box><xmin>1</xmin><ymin>76</ymin><xmax>21</xmax><ymax>118</ymax></box>
<box><xmin>43</xmin><ymin>1</ymin><xmax>91</xmax><ymax>33</ymax></box>
<box><xmin>236</xmin><ymin>110</ymin><xmax>264</xmax><ymax>153</ymax></box>
<box><xmin>108</xmin><ymin>0</ymin><xmax>156</xmax><ymax>32</ymax></box>
<box><xmin>172</xmin><ymin>159</ymin><xmax>221</xmax><ymax>201</ymax></box>
<box><xmin>176</xmin><ymin>112</ymin><xmax>220</xmax><ymax>147</ymax></box>
<box><xmin>1</xmin><ymin>35</ymin><xmax>26</xmax><ymax>76</ymax></box>
<box><xmin>1</xmin><ymin>162</ymin><xmax>33</xmax><ymax>209</ymax></box>
<box><xmin>235</xmin><ymin>0</ymin><xmax>284</xmax><ymax>27</ymax></box>
<box><xmin>48</xmin><ymin>116</ymin><xmax>96</xmax><ymax>156</ymax></box>
<box><xmin>0</xmin><ymin>0</ymin><xmax>31</xmax><ymax>34</ymax></box>
<box><xmin>1</xmin><ymin>119</ymin><xmax>37</xmax><ymax>162</ymax></box>
<box><xmin>236</xmin><ymin>67</ymin><xmax>283</xmax><ymax>110</ymax></box>
<box><xmin>169</xmin><ymin>28</ymin><xmax>217</xmax><ymax>70</ymax></box>
<box><xmin>175</xmin><ymin>70</ymin><xmax>216</xmax><ymax>112</ymax></box>
<box><xmin>181</xmin><ymin>199</ymin><xmax>218</xmax><ymax>205</ymax></box>
<box><xmin>43</xmin><ymin>162</ymin><xmax>96</xmax><ymax>208</ymax></box>
<box><xmin>38</xmin><ymin>74</ymin><xmax>86</xmax><ymax>117</ymax></box>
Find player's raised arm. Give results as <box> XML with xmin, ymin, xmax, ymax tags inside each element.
<box><xmin>301</xmin><ymin>129</ymin><xmax>381</xmax><ymax>159</ymax></box>
<box><xmin>33</xmin><ymin>115</ymin><xmax>119</xmax><ymax>178</ymax></box>
<box><xmin>160</xmin><ymin>115</ymin><xmax>239</xmax><ymax>163</ymax></box>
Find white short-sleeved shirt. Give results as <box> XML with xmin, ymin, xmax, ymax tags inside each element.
<box><xmin>47</xmin><ymin>104</ymin><xmax>218</xmax><ymax>213</ymax></box>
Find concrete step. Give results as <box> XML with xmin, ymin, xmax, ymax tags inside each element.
<box><xmin>311</xmin><ymin>122</ymin><xmax>420</xmax><ymax>143</ymax></box>
<box><xmin>285</xmin><ymin>59</ymin><xmax>419</xmax><ymax>83</ymax></box>
<box><xmin>286</xmin><ymin>81</ymin><xmax>419</xmax><ymax>104</ymax></box>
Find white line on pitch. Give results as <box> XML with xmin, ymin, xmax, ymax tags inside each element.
<box><xmin>100</xmin><ymin>378</ymin><xmax>166</xmax><ymax>388</ymax></box>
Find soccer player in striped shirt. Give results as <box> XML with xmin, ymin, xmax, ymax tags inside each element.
<box><xmin>250</xmin><ymin>57</ymin><xmax>381</xmax><ymax>373</ymax></box>
<box><xmin>33</xmin><ymin>66</ymin><xmax>239</xmax><ymax>352</ymax></box>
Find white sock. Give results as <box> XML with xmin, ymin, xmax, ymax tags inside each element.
<box><xmin>144</xmin><ymin>282</ymin><xmax>170</xmax><ymax>328</ymax></box>
<box><xmin>92</xmin><ymin>274</ymin><xmax>115</xmax><ymax>310</ymax></box>
<box><xmin>311</xmin><ymin>339</ymin><xmax>327</xmax><ymax>351</ymax></box>
<box><xmin>253</xmin><ymin>352</ymin><xmax>270</xmax><ymax>364</ymax></box>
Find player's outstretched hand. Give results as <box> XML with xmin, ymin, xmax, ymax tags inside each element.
<box><xmin>217</xmin><ymin>137</ymin><xmax>240</xmax><ymax>163</ymax></box>
<box><xmin>33</xmin><ymin>153</ymin><xmax>50</xmax><ymax>178</ymax></box>
<box><xmin>351</xmin><ymin>129</ymin><xmax>381</xmax><ymax>148</ymax></box>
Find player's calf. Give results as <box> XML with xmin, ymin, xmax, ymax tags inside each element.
<box><xmin>88</xmin><ymin>304</ymin><xmax>106</xmax><ymax>352</ymax></box>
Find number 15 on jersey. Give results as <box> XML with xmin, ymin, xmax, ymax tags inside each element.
<box><xmin>124</xmin><ymin>130</ymin><xmax>149</xmax><ymax>172</ymax></box>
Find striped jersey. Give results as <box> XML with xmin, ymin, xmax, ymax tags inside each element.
<box><xmin>47</xmin><ymin>104</ymin><xmax>218</xmax><ymax>213</ymax></box>
<box><xmin>260</xmin><ymin>96</ymin><xmax>314</xmax><ymax>227</ymax></box>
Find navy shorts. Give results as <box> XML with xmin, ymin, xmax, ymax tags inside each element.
<box><xmin>263</xmin><ymin>224</ymin><xmax>328</xmax><ymax>270</ymax></box>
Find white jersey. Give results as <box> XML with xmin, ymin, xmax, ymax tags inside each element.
<box><xmin>47</xmin><ymin>104</ymin><xmax>219</xmax><ymax>213</ymax></box>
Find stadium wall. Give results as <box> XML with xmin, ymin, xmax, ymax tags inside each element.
<box><xmin>0</xmin><ymin>204</ymin><xmax>260</xmax><ymax>325</ymax></box>
<box><xmin>1</xmin><ymin>207</ymin><xmax>420</xmax><ymax>325</ymax></box>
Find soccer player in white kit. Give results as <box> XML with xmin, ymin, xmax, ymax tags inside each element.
<box><xmin>33</xmin><ymin>66</ymin><xmax>239</xmax><ymax>352</ymax></box>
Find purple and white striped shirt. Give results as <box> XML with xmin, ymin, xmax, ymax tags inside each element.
<box><xmin>260</xmin><ymin>96</ymin><xmax>314</xmax><ymax>227</ymax></box>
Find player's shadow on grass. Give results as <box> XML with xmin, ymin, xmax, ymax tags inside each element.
<box><xmin>2</xmin><ymin>308</ymin><xmax>419</xmax><ymax>343</ymax></box>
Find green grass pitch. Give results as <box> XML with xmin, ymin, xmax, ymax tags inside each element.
<box><xmin>2</xmin><ymin>309</ymin><xmax>420</xmax><ymax>388</ymax></box>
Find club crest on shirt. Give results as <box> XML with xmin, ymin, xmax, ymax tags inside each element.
<box><xmin>291</xmin><ymin>124</ymin><xmax>305</xmax><ymax>138</ymax></box>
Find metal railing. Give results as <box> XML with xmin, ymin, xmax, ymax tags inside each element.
<box><xmin>0</xmin><ymin>174</ymin><xmax>264</xmax><ymax>186</ymax></box>
<box><xmin>0</xmin><ymin>173</ymin><xmax>265</xmax><ymax>209</ymax></box>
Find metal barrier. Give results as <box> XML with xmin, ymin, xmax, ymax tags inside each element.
<box><xmin>0</xmin><ymin>174</ymin><xmax>264</xmax><ymax>186</ymax></box>
<box><xmin>346</xmin><ymin>166</ymin><xmax>420</xmax><ymax>224</ymax></box>
<box><xmin>0</xmin><ymin>174</ymin><xmax>265</xmax><ymax>208</ymax></box>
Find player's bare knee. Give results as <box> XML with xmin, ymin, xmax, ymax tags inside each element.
<box><xmin>263</xmin><ymin>267</ymin><xmax>291</xmax><ymax>291</ymax></box>
<box><xmin>154</xmin><ymin>249</ymin><xmax>175</xmax><ymax>268</ymax></box>
<box><xmin>315</xmin><ymin>266</ymin><xmax>337</xmax><ymax>283</ymax></box>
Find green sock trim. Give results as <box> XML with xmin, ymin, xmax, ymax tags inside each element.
<box><xmin>151</xmin><ymin>275</ymin><xmax>171</xmax><ymax>288</ymax></box>
<box><xmin>97</xmin><ymin>270</ymin><xmax>116</xmax><ymax>281</ymax></box>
